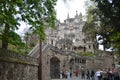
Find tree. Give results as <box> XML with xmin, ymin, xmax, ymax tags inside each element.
<box><xmin>82</xmin><ymin>1</ymin><xmax>99</xmax><ymax>49</ymax></box>
<box><xmin>0</xmin><ymin>0</ymin><xmax>57</xmax><ymax>49</ymax></box>
<box><xmin>91</xmin><ymin>0</ymin><xmax>120</xmax><ymax>54</ymax></box>
<box><xmin>83</xmin><ymin>0</ymin><xmax>98</xmax><ymax>43</ymax></box>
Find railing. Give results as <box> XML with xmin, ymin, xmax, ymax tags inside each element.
<box><xmin>28</xmin><ymin>43</ymin><xmax>39</xmax><ymax>56</ymax></box>
<box><xmin>28</xmin><ymin>42</ymin><xmax>49</xmax><ymax>58</ymax></box>
<box><xmin>49</xmin><ymin>45</ymin><xmax>76</xmax><ymax>56</ymax></box>
<box><xmin>28</xmin><ymin>43</ymin><xmax>77</xmax><ymax>58</ymax></box>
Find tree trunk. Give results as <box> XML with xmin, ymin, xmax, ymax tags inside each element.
<box><xmin>2</xmin><ymin>25</ymin><xmax>10</xmax><ymax>49</ymax></box>
<box><xmin>2</xmin><ymin>39</ymin><xmax>8</xmax><ymax>49</ymax></box>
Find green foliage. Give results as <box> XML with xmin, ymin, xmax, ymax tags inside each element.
<box><xmin>91</xmin><ymin>0</ymin><xmax>120</xmax><ymax>54</ymax></box>
<box><xmin>77</xmin><ymin>52</ymin><xmax>95</xmax><ymax>57</ymax></box>
<box><xmin>83</xmin><ymin>20</ymin><xmax>97</xmax><ymax>40</ymax></box>
<box><xmin>111</xmin><ymin>32</ymin><xmax>120</xmax><ymax>54</ymax></box>
<box><xmin>8</xmin><ymin>44</ymin><xmax>26</xmax><ymax>54</ymax></box>
<box><xmin>9</xmin><ymin>31</ymin><xmax>25</xmax><ymax>46</ymax></box>
<box><xmin>83</xmin><ymin>1</ymin><xmax>98</xmax><ymax>40</ymax></box>
<box><xmin>84</xmin><ymin>52</ymin><xmax>95</xmax><ymax>57</ymax></box>
<box><xmin>84</xmin><ymin>0</ymin><xmax>95</xmax><ymax>23</ymax></box>
<box><xmin>118</xmin><ymin>61</ymin><xmax>120</xmax><ymax>65</ymax></box>
<box><xmin>0</xmin><ymin>0</ymin><xmax>57</xmax><ymax>50</ymax></box>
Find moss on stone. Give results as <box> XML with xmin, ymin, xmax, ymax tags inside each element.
<box><xmin>0</xmin><ymin>57</ymin><xmax>38</xmax><ymax>66</ymax></box>
<box><xmin>77</xmin><ymin>52</ymin><xmax>96</xmax><ymax>57</ymax></box>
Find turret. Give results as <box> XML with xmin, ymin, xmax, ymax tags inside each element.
<box><xmin>67</xmin><ymin>13</ymin><xmax>70</xmax><ymax>19</ymax></box>
<box><xmin>75</xmin><ymin>10</ymin><xmax>78</xmax><ymax>18</ymax></box>
<box><xmin>79</xmin><ymin>13</ymin><xmax>82</xmax><ymax>20</ymax></box>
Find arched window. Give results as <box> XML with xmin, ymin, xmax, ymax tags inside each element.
<box><xmin>51</xmin><ymin>40</ymin><xmax>53</xmax><ymax>45</ymax></box>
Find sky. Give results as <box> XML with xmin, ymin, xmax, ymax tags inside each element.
<box><xmin>54</xmin><ymin>0</ymin><xmax>103</xmax><ymax>50</ymax></box>
<box><xmin>55</xmin><ymin>0</ymin><xmax>86</xmax><ymax>22</ymax></box>
<box><xmin>17</xmin><ymin>0</ymin><xmax>86</xmax><ymax>34</ymax></box>
<box><xmin>17</xmin><ymin>0</ymin><xmax>103</xmax><ymax>50</ymax></box>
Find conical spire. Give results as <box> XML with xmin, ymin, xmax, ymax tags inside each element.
<box><xmin>67</xmin><ymin>13</ymin><xmax>69</xmax><ymax>19</ymax></box>
<box><xmin>79</xmin><ymin>13</ymin><xmax>82</xmax><ymax>20</ymax></box>
<box><xmin>75</xmin><ymin>10</ymin><xmax>78</xmax><ymax>17</ymax></box>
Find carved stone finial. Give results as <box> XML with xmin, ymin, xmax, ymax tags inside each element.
<box><xmin>75</xmin><ymin>10</ymin><xmax>78</xmax><ymax>17</ymax></box>
<box><xmin>79</xmin><ymin>13</ymin><xmax>82</xmax><ymax>20</ymax></box>
<box><xmin>67</xmin><ymin>13</ymin><xmax>69</xmax><ymax>19</ymax></box>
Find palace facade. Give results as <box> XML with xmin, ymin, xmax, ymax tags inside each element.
<box><xmin>28</xmin><ymin>12</ymin><xmax>113</xmax><ymax>80</ymax></box>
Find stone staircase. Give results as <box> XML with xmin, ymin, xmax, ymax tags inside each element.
<box><xmin>28</xmin><ymin>43</ymin><xmax>49</xmax><ymax>58</ymax></box>
<box><xmin>28</xmin><ymin>42</ymin><xmax>76</xmax><ymax>58</ymax></box>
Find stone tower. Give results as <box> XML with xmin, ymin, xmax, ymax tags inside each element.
<box><xmin>45</xmin><ymin>12</ymin><xmax>96</xmax><ymax>53</ymax></box>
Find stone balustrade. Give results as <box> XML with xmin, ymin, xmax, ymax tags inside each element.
<box><xmin>0</xmin><ymin>48</ymin><xmax>39</xmax><ymax>65</ymax></box>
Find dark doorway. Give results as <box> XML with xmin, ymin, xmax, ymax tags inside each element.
<box><xmin>50</xmin><ymin>57</ymin><xmax>60</xmax><ymax>79</ymax></box>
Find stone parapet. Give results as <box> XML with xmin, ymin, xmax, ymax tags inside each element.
<box><xmin>0</xmin><ymin>48</ymin><xmax>39</xmax><ymax>65</ymax></box>
<box><xmin>0</xmin><ymin>60</ymin><xmax>38</xmax><ymax>80</ymax></box>
<box><xmin>0</xmin><ymin>48</ymin><xmax>39</xmax><ymax>80</ymax></box>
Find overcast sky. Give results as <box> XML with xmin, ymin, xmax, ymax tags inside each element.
<box><xmin>17</xmin><ymin>0</ymin><xmax>104</xmax><ymax>50</ymax></box>
<box><xmin>17</xmin><ymin>0</ymin><xmax>86</xmax><ymax>34</ymax></box>
<box><xmin>55</xmin><ymin>0</ymin><xmax>86</xmax><ymax>22</ymax></box>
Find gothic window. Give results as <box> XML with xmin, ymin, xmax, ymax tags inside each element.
<box><xmin>84</xmin><ymin>47</ymin><xmax>86</xmax><ymax>52</ymax></box>
<box><xmin>51</xmin><ymin>40</ymin><xmax>53</xmax><ymax>45</ymax></box>
<box><xmin>74</xmin><ymin>47</ymin><xmax>77</xmax><ymax>50</ymax></box>
<box><xmin>89</xmin><ymin>45</ymin><xmax>91</xmax><ymax>49</ymax></box>
<box><xmin>77</xmin><ymin>58</ymin><xmax>79</xmax><ymax>63</ymax></box>
<box><xmin>83</xmin><ymin>39</ymin><xmax>86</xmax><ymax>43</ymax></box>
<box><xmin>78</xmin><ymin>59</ymin><xmax>79</xmax><ymax>63</ymax></box>
<box><xmin>93</xmin><ymin>44</ymin><xmax>95</xmax><ymax>49</ymax></box>
<box><xmin>82</xmin><ymin>59</ymin><xmax>86</xmax><ymax>64</ymax></box>
<box><xmin>76</xmin><ymin>39</ymin><xmax>79</xmax><ymax>42</ymax></box>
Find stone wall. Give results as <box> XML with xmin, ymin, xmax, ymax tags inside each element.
<box><xmin>0</xmin><ymin>48</ymin><xmax>39</xmax><ymax>80</ymax></box>
<box><xmin>0</xmin><ymin>61</ymin><xmax>38</xmax><ymax>80</ymax></box>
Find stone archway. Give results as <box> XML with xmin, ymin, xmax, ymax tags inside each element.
<box><xmin>69</xmin><ymin>58</ymin><xmax>74</xmax><ymax>68</ymax></box>
<box><xmin>50</xmin><ymin>57</ymin><xmax>60</xmax><ymax>79</ymax></box>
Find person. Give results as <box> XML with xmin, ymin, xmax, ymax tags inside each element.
<box><xmin>69</xmin><ymin>68</ymin><xmax>72</xmax><ymax>78</ymax></box>
<box><xmin>60</xmin><ymin>70</ymin><xmax>63</xmax><ymax>80</ymax></box>
<box><xmin>86</xmin><ymin>69</ymin><xmax>90</xmax><ymax>80</ymax></box>
<box><xmin>81</xmin><ymin>69</ymin><xmax>85</xmax><ymax>79</ymax></box>
<box><xmin>65</xmin><ymin>70</ymin><xmax>67</xmax><ymax>79</ymax></box>
<box><xmin>63</xmin><ymin>70</ymin><xmax>67</xmax><ymax>79</ymax></box>
<box><xmin>102</xmin><ymin>68</ymin><xmax>108</xmax><ymax>80</ymax></box>
<box><xmin>113</xmin><ymin>67</ymin><xmax>120</xmax><ymax>80</ymax></box>
<box><xmin>107</xmin><ymin>68</ymin><xmax>113</xmax><ymax>80</ymax></box>
<box><xmin>111</xmin><ymin>68</ymin><xmax>115</xmax><ymax>80</ymax></box>
<box><xmin>66</xmin><ymin>70</ymin><xmax>70</xmax><ymax>79</ymax></box>
<box><xmin>76</xmin><ymin>69</ymin><xmax>79</xmax><ymax>77</ymax></box>
<box><xmin>96</xmin><ymin>69</ymin><xmax>103</xmax><ymax>80</ymax></box>
<box><xmin>91</xmin><ymin>70</ymin><xmax>95</xmax><ymax>80</ymax></box>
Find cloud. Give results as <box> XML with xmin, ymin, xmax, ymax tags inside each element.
<box><xmin>17</xmin><ymin>0</ymin><xmax>86</xmax><ymax>34</ymax></box>
<box><xmin>55</xmin><ymin>0</ymin><xmax>85</xmax><ymax>22</ymax></box>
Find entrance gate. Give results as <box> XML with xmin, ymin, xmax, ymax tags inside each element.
<box><xmin>50</xmin><ymin>57</ymin><xmax>60</xmax><ymax>79</ymax></box>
